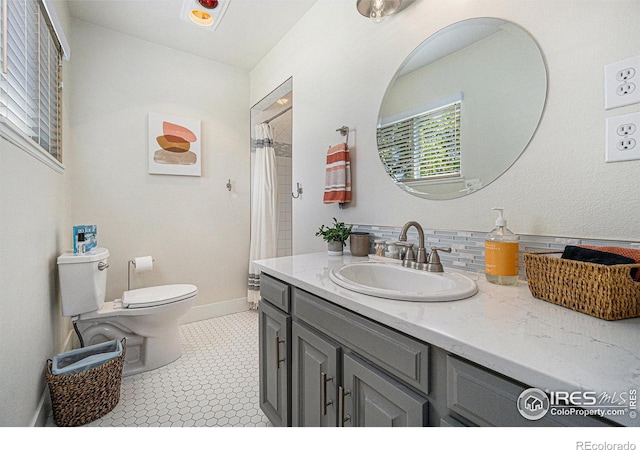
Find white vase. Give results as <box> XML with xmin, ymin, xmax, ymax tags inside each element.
<box><xmin>327</xmin><ymin>240</ymin><xmax>343</xmax><ymax>256</ymax></box>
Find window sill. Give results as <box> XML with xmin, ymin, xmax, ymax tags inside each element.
<box><xmin>0</xmin><ymin>117</ymin><xmax>64</xmax><ymax>174</ymax></box>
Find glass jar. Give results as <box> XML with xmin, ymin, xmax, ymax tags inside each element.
<box><xmin>374</xmin><ymin>239</ymin><xmax>386</xmax><ymax>257</ymax></box>
<box><xmin>385</xmin><ymin>241</ymin><xmax>399</xmax><ymax>259</ymax></box>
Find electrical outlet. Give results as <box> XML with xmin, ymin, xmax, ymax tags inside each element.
<box><xmin>617</xmin><ymin>123</ymin><xmax>637</xmax><ymax>136</ymax></box>
<box><xmin>617</xmin><ymin>82</ymin><xmax>636</xmax><ymax>96</ymax></box>
<box><xmin>606</xmin><ymin>112</ymin><xmax>640</xmax><ymax>162</ymax></box>
<box><xmin>616</xmin><ymin>138</ymin><xmax>636</xmax><ymax>151</ymax></box>
<box><xmin>605</xmin><ymin>55</ymin><xmax>640</xmax><ymax>109</ymax></box>
<box><xmin>617</xmin><ymin>67</ymin><xmax>636</xmax><ymax>81</ymax></box>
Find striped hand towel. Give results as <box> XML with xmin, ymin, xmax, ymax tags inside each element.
<box><xmin>323</xmin><ymin>143</ymin><xmax>351</xmax><ymax>204</ymax></box>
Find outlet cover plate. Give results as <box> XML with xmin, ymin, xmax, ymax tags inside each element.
<box><xmin>604</xmin><ymin>55</ymin><xmax>640</xmax><ymax>109</ymax></box>
<box><xmin>606</xmin><ymin>112</ymin><xmax>640</xmax><ymax>162</ymax></box>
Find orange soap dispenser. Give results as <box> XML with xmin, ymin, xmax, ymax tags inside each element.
<box><xmin>485</xmin><ymin>207</ymin><xmax>519</xmax><ymax>285</ymax></box>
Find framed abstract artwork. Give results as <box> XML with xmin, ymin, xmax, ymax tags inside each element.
<box><xmin>148</xmin><ymin>113</ymin><xmax>201</xmax><ymax>176</ymax></box>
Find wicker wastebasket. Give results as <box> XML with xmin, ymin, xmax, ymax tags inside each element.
<box><xmin>45</xmin><ymin>339</ymin><xmax>126</xmax><ymax>427</ymax></box>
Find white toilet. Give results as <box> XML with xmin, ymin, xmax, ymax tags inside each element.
<box><xmin>57</xmin><ymin>248</ymin><xmax>197</xmax><ymax>376</ymax></box>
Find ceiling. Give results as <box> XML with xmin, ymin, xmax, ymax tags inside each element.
<box><xmin>66</xmin><ymin>0</ymin><xmax>318</xmax><ymax>71</ymax></box>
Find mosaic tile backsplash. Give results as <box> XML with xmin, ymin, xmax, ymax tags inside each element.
<box><xmin>350</xmin><ymin>224</ymin><xmax>640</xmax><ymax>279</ymax></box>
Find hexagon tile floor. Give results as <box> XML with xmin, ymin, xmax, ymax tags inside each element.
<box><xmin>46</xmin><ymin>310</ymin><xmax>271</xmax><ymax>427</ymax></box>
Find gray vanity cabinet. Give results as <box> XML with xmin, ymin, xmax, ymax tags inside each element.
<box><xmin>445</xmin><ymin>355</ymin><xmax>612</xmax><ymax>427</ymax></box>
<box><xmin>290</xmin><ymin>285</ymin><xmax>430</xmax><ymax>427</ymax></box>
<box><xmin>291</xmin><ymin>321</ymin><xmax>341</xmax><ymax>426</ymax></box>
<box><xmin>342</xmin><ymin>353</ymin><xmax>429</xmax><ymax>427</ymax></box>
<box><xmin>291</xmin><ymin>319</ymin><xmax>428</xmax><ymax>427</ymax></box>
<box><xmin>259</xmin><ymin>273</ymin><xmax>613</xmax><ymax>428</ymax></box>
<box><xmin>258</xmin><ymin>278</ymin><xmax>292</xmax><ymax>427</ymax></box>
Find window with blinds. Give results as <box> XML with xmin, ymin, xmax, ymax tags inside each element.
<box><xmin>0</xmin><ymin>0</ymin><xmax>62</xmax><ymax>162</ymax></box>
<box><xmin>377</xmin><ymin>101</ymin><xmax>461</xmax><ymax>183</ymax></box>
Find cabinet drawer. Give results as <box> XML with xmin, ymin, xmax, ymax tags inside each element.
<box><xmin>293</xmin><ymin>287</ymin><xmax>430</xmax><ymax>394</ymax></box>
<box><xmin>261</xmin><ymin>274</ymin><xmax>290</xmax><ymax>313</ymax></box>
<box><xmin>446</xmin><ymin>356</ymin><xmax>612</xmax><ymax>427</ymax></box>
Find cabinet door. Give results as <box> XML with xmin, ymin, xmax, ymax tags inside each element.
<box><xmin>446</xmin><ymin>355</ymin><xmax>612</xmax><ymax>427</ymax></box>
<box><xmin>258</xmin><ymin>300</ymin><xmax>291</xmax><ymax>427</ymax></box>
<box><xmin>341</xmin><ymin>353</ymin><xmax>428</xmax><ymax>427</ymax></box>
<box><xmin>292</xmin><ymin>321</ymin><xmax>341</xmax><ymax>427</ymax></box>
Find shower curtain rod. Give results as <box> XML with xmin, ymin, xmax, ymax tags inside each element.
<box><xmin>262</xmin><ymin>106</ymin><xmax>292</xmax><ymax>124</ymax></box>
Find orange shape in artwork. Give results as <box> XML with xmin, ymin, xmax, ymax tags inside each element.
<box><xmin>163</xmin><ymin>121</ymin><xmax>197</xmax><ymax>142</ymax></box>
<box><xmin>157</xmin><ymin>135</ymin><xmax>190</xmax><ymax>152</ymax></box>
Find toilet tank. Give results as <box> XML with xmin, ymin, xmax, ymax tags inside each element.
<box><xmin>57</xmin><ymin>248</ymin><xmax>109</xmax><ymax>317</ymax></box>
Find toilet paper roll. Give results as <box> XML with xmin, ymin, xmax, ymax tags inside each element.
<box><xmin>133</xmin><ymin>256</ymin><xmax>153</xmax><ymax>273</ymax></box>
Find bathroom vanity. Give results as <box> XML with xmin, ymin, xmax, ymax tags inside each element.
<box><xmin>255</xmin><ymin>252</ymin><xmax>640</xmax><ymax>427</ymax></box>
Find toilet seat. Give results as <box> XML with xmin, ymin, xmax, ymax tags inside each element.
<box><xmin>123</xmin><ymin>284</ymin><xmax>198</xmax><ymax>309</ymax></box>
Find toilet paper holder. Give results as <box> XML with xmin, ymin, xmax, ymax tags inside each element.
<box><xmin>128</xmin><ymin>257</ymin><xmax>155</xmax><ymax>291</ymax></box>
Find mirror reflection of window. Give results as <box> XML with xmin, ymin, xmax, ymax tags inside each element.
<box><xmin>378</xmin><ymin>94</ymin><xmax>462</xmax><ymax>184</ymax></box>
<box><xmin>377</xmin><ymin>18</ymin><xmax>547</xmax><ymax>200</ymax></box>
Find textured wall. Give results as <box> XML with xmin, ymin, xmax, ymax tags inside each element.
<box><xmin>250</xmin><ymin>0</ymin><xmax>640</xmax><ymax>254</ymax></box>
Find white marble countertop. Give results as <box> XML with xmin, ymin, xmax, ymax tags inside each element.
<box><xmin>254</xmin><ymin>251</ymin><xmax>640</xmax><ymax>427</ymax></box>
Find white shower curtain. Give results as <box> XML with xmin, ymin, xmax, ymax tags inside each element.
<box><xmin>248</xmin><ymin>123</ymin><xmax>279</xmax><ymax>310</ymax></box>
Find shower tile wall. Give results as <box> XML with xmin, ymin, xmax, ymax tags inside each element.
<box><xmin>276</xmin><ymin>154</ymin><xmax>292</xmax><ymax>257</ymax></box>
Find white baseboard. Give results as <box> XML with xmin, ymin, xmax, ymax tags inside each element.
<box><xmin>181</xmin><ymin>297</ymin><xmax>250</xmax><ymax>324</ymax></box>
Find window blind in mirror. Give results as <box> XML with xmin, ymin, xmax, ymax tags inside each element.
<box><xmin>377</xmin><ymin>101</ymin><xmax>461</xmax><ymax>183</ymax></box>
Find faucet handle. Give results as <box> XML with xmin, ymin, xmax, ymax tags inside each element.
<box><xmin>428</xmin><ymin>247</ymin><xmax>452</xmax><ymax>262</ymax></box>
<box><xmin>426</xmin><ymin>247</ymin><xmax>451</xmax><ymax>272</ymax></box>
<box><xmin>396</xmin><ymin>241</ymin><xmax>415</xmax><ymax>262</ymax></box>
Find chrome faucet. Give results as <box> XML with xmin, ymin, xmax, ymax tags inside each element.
<box><xmin>397</xmin><ymin>221</ymin><xmax>452</xmax><ymax>272</ymax></box>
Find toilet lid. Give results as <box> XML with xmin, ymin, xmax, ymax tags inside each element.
<box><xmin>123</xmin><ymin>284</ymin><xmax>198</xmax><ymax>309</ymax></box>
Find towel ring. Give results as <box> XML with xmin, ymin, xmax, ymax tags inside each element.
<box><xmin>336</xmin><ymin>126</ymin><xmax>349</xmax><ymax>145</ymax></box>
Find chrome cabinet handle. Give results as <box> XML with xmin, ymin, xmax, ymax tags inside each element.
<box><xmin>338</xmin><ymin>386</ymin><xmax>351</xmax><ymax>426</ymax></box>
<box><xmin>98</xmin><ymin>262</ymin><xmax>109</xmax><ymax>271</ymax></box>
<box><xmin>321</xmin><ymin>372</ymin><xmax>334</xmax><ymax>416</ymax></box>
<box><xmin>275</xmin><ymin>336</ymin><xmax>285</xmax><ymax>369</ymax></box>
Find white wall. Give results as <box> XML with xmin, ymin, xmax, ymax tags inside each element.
<box><xmin>67</xmin><ymin>20</ymin><xmax>251</xmax><ymax>315</ymax></box>
<box><xmin>250</xmin><ymin>0</ymin><xmax>640</xmax><ymax>254</ymax></box>
<box><xmin>0</xmin><ymin>141</ymin><xmax>66</xmax><ymax>426</ymax></box>
<box><xmin>0</xmin><ymin>0</ymin><xmax>71</xmax><ymax>428</ymax></box>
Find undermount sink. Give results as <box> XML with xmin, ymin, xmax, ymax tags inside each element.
<box><xmin>329</xmin><ymin>262</ymin><xmax>478</xmax><ymax>302</ymax></box>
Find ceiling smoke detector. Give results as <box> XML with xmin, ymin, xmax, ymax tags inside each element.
<box><xmin>180</xmin><ymin>0</ymin><xmax>231</xmax><ymax>30</ymax></box>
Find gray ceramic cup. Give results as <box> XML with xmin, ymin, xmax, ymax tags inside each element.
<box><xmin>349</xmin><ymin>232</ymin><xmax>370</xmax><ymax>257</ymax></box>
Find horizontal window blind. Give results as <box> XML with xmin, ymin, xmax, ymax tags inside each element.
<box><xmin>0</xmin><ymin>0</ymin><xmax>62</xmax><ymax>161</ymax></box>
<box><xmin>377</xmin><ymin>101</ymin><xmax>461</xmax><ymax>183</ymax></box>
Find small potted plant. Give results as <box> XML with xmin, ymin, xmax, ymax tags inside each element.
<box><xmin>316</xmin><ymin>218</ymin><xmax>353</xmax><ymax>256</ymax></box>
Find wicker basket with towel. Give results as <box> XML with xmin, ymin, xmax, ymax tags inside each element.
<box><xmin>524</xmin><ymin>246</ymin><xmax>640</xmax><ymax>320</ymax></box>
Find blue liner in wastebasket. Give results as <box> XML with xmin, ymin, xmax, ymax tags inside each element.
<box><xmin>52</xmin><ymin>339</ymin><xmax>123</xmax><ymax>375</ymax></box>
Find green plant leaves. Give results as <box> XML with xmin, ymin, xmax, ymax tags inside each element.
<box><xmin>315</xmin><ymin>217</ymin><xmax>353</xmax><ymax>245</ymax></box>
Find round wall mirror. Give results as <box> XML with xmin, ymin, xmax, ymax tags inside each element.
<box><xmin>377</xmin><ymin>18</ymin><xmax>547</xmax><ymax>200</ymax></box>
